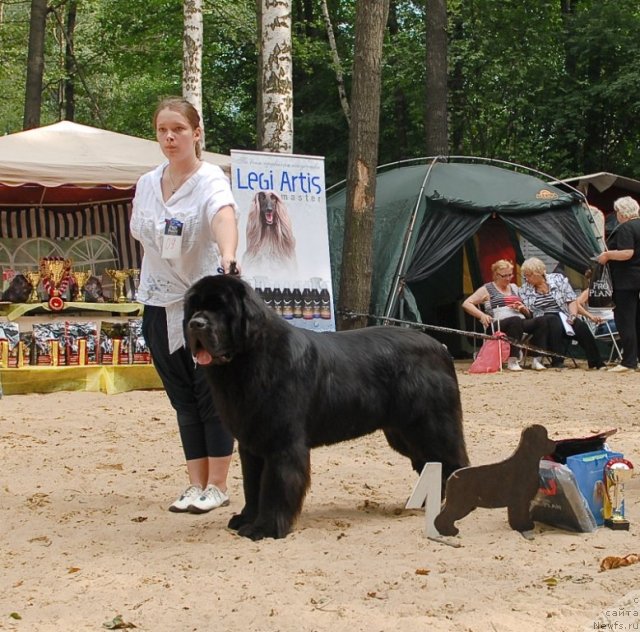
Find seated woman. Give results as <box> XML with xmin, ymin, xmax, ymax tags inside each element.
<box><xmin>462</xmin><ymin>259</ymin><xmax>549</xmax><ymax>371</ymax></box>
<box><xmin>576</xmin><ymin>288</ymin><xmax>617</xmax><ymax>336</ymax></box>
<box><xmin>519</xmin><ymin>257</ymin><xmax>605</xmax><ymax>370</ymax></box>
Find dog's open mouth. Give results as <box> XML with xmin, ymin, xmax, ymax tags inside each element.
<box><xmin>189</xmin><ymin>338</ymin><xmax>233</xmax><ymax>366</ymax></box>
<box><xmin>264</xmin><ymin>211</ymin><xmax>274</xmax><ymax>225</ymax></box>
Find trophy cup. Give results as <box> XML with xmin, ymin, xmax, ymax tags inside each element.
<box><xmin>128</xmin><ymin>268</ymin><xmax>140</xmax><ymax>301</ymax></box>
<box><xmin>24</xmin><ymin>270</ymin><xmax>41</xmax><ymax>303</ymax></box>
<box><xmin>40</xmin><ymin>257</ymin><xmax>73</xmax><ymax>311</ymax></box>
<box><xmin>105</xmin><ymin>268</ymin><xmax>131</xmax><ymax>303</ymax></box>
<box><xmin>603</xmin><ymin>457</ymin><xmax>634</xmax><ymax>530</ymax></box>
<box><xmin>71</xmin><ymin>270</ymin><xmax>91</xmax><ymax>302</ymax></box>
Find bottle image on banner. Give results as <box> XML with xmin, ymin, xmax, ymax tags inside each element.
<box><xmin>282</xmin><ymin>282</ymin><xmax>294</xmax><ymax>320</ymax></box>
<box><xmin>272</xmin><ymin>282</ymin><xmax>283</xmax><ymax>317</ymax></box>
<box><xmin>262</xmin><ymin>282</ymin><xmax>274</xmax><ymax>311</ymax></box>
<box><xmin>302</xmin><ymin>282</ymin><xmax>314</xmax><ymax>320</ymax></box>
<box><xmin>320</xmin><ymin>281</ymin><xmax>332</xmax><ymax>320</ymax></box>
<box><xmin>311</xmin><ymin>279</ymin><xmax>321</xmax><ymax>319</ymax></box>
<box><xmin>292</xmin><ymin>282</ymin><xmax>303</xmax><ymax>318</ymax></box>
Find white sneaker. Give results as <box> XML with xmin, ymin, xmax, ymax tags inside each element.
<box><xmin>188</xmin><ymin>484</ymin><xmax>230</xmax><ymax>514</ymax></box>
<box><xmin>532</xmin><ymin>357</ymin><xmax>546</xmax><ymax>371</ymax></box>
<box><xmin>169</xmin><ymin>485</ymin><xmax>203</xmax><ymax>513</ymax></box>
<box><xmin>507</xmin><ymin>357</ymin><xmax>522</xmax><ymax>371</ymax></box>
<box><xmin>608</xmin><ymin>364</ymin><xmax>631</xmax><ymax>373</ymax></box>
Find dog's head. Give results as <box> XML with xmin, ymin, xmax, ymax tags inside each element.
<box><xmin>184</xmin><ymin>275</ymin><xmax>268</xmax><ymax>366</ymax></box>
<box><xmin>2</xmin><ymin>274</ymin><xmax>31</xmax><ymax>303</ymax></box>
<box><xmin>521</xmin><ymin>424</ymin><xmax>556</xmax><ymax>458</ymax></box>
<box><xmin>84</xmin><ymin>276</ymin><xmax>106</xmax><ymax>302</ymax></box>
<box><xmin>256</xmin><ymin>191</ymin><xmax>280</xmax><ymax>226</ymax></box>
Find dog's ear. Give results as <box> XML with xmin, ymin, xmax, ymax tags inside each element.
<box><xmin>237</xmin><ymin>282</ymin><xmax>267</xmax><ymax>344</ymax></box>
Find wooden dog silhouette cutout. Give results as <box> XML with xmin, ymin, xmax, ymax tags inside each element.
<box><xmin>434</xmin><ymin>424</ymin><xmax>556</xmax><ymax>536</ymax></box>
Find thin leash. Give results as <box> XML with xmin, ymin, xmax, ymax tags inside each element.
<box><xmin>338</xmin><ymin>309</ymin><xmax>572</xmax><ymax>362</ymax></box>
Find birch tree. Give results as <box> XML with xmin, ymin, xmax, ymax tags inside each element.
<box><xmin>183</xmin><ymin>0</ymin><xmax>205</xmax><ymax>147</ymax></box>
<box><xmin>257</xmin><ymin>0</ymin><xmax>293</xmax><ymax>152</ymax></box>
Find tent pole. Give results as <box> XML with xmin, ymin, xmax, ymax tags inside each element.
<box><xmin>383</xmin><ymin>156</ymin><xmax>444</xmax><ymax>321</ymax></box>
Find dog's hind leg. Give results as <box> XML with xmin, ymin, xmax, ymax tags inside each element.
<box><xmin>237</xmin><ymin>446</ymin><xmax>311</xmax><ymax>541</ymax></box>
<box><xmin>386</xmin><ymin>420</ymin><xmax>469</xmax><ymax>484</ymax></box>
<box><xmin>228</xmin><ymin>447</ymin><xmax>263</xmax><ymax>532</ymax></box>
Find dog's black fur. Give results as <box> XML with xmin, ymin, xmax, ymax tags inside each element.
<box><xmin>184</xmin><ymin>275</ymin><xmax>469</xmax><ymax>540</ymax></box>
<box><xmin>2</xmin><ymin>274</ymin><xmax>31</xmax><ymax>303</ymax></box>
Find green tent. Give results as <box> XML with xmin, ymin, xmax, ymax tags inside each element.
<box><xmin>327</xmin><ymin>158</ymin><xmax>600</xmax><ymax>356</ymax></box>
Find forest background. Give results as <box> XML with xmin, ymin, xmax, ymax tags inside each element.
<box><xmin>2</xmin><ymin>0</ymin><xmax>640</xmax><ymax>188</ymax></box>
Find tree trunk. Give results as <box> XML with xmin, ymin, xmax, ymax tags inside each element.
<box><xmin>258</xmin><ymin>0</ymin><xmax>293</xmax><ymax>152</ymax></box>
<box><xmin>338</xmin><ymin>0</ymin><xmax>390</xmax><ymax>331</ymax></box>
<box><xmin>388</xmin><ymin>1</ymin><xmax>408</xmax><ymax>159</ymax></box>
<box><xmin>24</xmin><ymin>0</ymin><xmax>48</xmax><ymax>130</ymax></box>
<box><xmin>183</xmin><ymin>0</ymin><xmax>205</xmax><ymax>148</ymax></box>
<box><xmin>424</xmin><ymin>0</ymin><xmax>448</xmax><ymax>155</ymax></box>
<box><xmin>64</xmin><ymin>0</ymin><xmax>77</xmax><ymax>121</ymax></box>
<box><xmin>320</xmin><ymin>0</ymin><xmax>350</xmax><ymax>126</ymax></box>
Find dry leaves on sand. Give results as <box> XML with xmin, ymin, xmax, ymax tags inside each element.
<box><xmin>600</xmin><ymin>553</ymin><xmax>640</xmax><ymax>571</ymax></box>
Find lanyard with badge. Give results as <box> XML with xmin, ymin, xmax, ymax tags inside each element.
<box><xmin>162</xmin><ymin>218</ymin><xmax>183</xmax><ymax>258</ymax></box>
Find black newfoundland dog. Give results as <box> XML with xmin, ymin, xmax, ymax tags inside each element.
<box><xmin>185</xmin><ymin>275</ymin><xmax>469</xmax><ymax>540</ymax></box>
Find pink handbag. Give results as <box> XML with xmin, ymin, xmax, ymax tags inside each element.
<box><xmin>469</xmin><ymin>333</ymin><xmax>510</xmax><ymax>374</ymax></box>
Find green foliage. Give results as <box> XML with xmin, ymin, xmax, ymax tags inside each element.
<box><xmin>2</xmin><ymin>0</ymin><xmax>640</xmax><ymax>182</ymax></box>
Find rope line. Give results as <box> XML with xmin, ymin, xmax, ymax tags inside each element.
<box><xmin>338</xmin><ymin>310</ymin><xmax>571</xmax><ymax>361</ymax></box>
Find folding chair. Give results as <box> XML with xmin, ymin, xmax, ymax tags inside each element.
<box><xmin>592</xmin><ymin>320</ymin><xmax>623</xmax><ymax>364</ymax></box>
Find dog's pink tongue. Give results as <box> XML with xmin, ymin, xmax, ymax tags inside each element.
<box><xmin>194</xmin><ymin>350</ymin><xmax>213</xmax><ymax>365</ymax></box>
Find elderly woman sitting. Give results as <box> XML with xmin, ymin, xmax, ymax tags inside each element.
<box><xmin>462</xmin><ymin>259</ymin><xmax>549</xmax><ymax>371</ymax></box>
<box><xmin>519</xmin><ymin>257</ymin><xmax>605</xmax><ymax>370</ymax></box>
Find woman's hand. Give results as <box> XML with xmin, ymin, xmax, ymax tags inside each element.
<box><xmin>479</xmin><ymin>313</ymin><xmax>493</xmax><ymax>328</ymax></box>
<box><xmin>219</xmin><ymin>255</ymin><xmax>240</xmax><ymax>275</ymax></box>
<box><xmin>596</xmin><ymin>252</ymin><xmax>609</xmax><ymax>265</ymax></box>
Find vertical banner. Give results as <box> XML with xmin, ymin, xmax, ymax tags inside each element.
<box><xmin>231</xmin><ymin>149</ymin><xmax>335</xmax><ymax>332</ymax></box>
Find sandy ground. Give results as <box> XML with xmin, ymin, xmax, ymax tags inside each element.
<box><xmin>1</xmin><ymin>361</ymin><xmax>640</xmax><ymax>632</ymax></box>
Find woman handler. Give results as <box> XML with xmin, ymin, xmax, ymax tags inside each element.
<box><xmin>130</xmin><ymin>97</ymin><xmax>238</xmax><ymax>514</ymax></box>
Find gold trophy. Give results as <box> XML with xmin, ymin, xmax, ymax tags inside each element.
<box><xmin>71</xmin><ymin>270</ymin><xmax>91</xmax><ymax>302</ymax></box>
<box><xmin>603</xmin><ymin>457</ymin><xmax>634</xmax><ymax>530</ymax></box>
<box><xmin>128</xmin><ymin>268</ymin><xmax>140</xmax><ymax>301</ymax></box>
<box><xmin>40</xmin><ymin>257</ymin><xmax>73</xmax><ymax>310</ymax></box>
<box><xmin>24</xmin><ymin>270</ymin><xmax>41</xmax><ymax>303</ymax></box>
<box><xmin>105</xmin><ymin>268</ymin><xmax>131</xmax><ymax>303</ymax></box>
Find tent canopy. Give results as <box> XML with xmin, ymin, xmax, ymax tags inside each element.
<box><xmin>327</xmin><ymin>159</ymin><xmax>600</xmax><ymax>342</ymax></box>
<box><xmin>0</xmin><ymin>121</ymin><xmax>231</xmax><ymax>204</ymax></box>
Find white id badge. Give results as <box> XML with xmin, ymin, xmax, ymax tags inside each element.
<box><xmin>161</xmin><ymin>218</ymin><xmax>184</xmax><ymax>259</ymax></box>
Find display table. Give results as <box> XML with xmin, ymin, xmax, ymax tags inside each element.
<box><xmin>0</xmin><ymin>301</ymin><xmax>158</xmax><ymax>396</ymax></box>
<box><xmin>0</xmin><ymin>364</ymin><xmax>162</xmax><ymax>395</ymax></box>
<box><xmin>0</xmin><ymin>301</ymin><xmax>143</xmax><ymax>321</ymax></box>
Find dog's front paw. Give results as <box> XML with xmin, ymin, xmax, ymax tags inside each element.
<box><xmin>228</xmin><ymin>513</ymin><xmax>253</xmax><ymax>532</ymax></box>
<box><xmin>237</xmin><ymin>522</ymin><xmax>288</xmax><ymax>541</ymax></box>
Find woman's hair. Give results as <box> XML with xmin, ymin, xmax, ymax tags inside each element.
<box><xmin>153</xmin><ymin>96</ymin><xmax>203</xmax><ymax>159</ymax></box>
<box><xmin>521</xmin><ymin>257</ymin><xmax>547</xmax><ymax>276</ymax></box>
<box><xmin>613</xmin><ymin>196</ymin><xmax>640</xmax><ymax>219</ymax></box>
<box><xmin>491</xmin><ymin>259</ymin><xmax>514</xmax><ymax>276</ymax></box>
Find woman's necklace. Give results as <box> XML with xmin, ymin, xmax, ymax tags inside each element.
<box><xmin>166</xmin><ymin>161</ymin><xmax>201</xmax><ymax>194</ymax></box>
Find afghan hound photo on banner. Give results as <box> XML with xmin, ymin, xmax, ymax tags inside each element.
<box><xmin>242</xmin><ymin>190</ymin><xmax>298</xmax><ymax>278</ymax></box>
